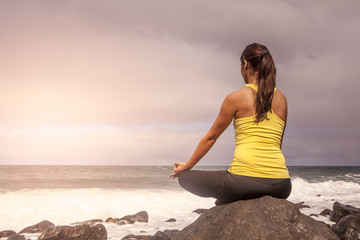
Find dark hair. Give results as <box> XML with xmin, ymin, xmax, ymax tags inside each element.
<box><xmin>240</xmin><ymin>43</ymin><xmax>276</xmax><ymax>123</ymax></box>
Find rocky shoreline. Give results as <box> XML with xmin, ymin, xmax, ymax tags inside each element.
<box><xmin>1</xmin><ymin>197</ymin><xmax>359</xmax><ymax>240</ymax></box>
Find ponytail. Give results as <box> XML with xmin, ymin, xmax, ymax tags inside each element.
<box><xmin>241</xmin><ymin>43</ymin><xmax>276</xmax><ymax>123</ymax></box>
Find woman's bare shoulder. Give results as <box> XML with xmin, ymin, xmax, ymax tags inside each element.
<box><xmin>227</xmin><ymin>86</ymin><xmax>255</xmax><ymax>101</ymax></box>
<box><xmin>225</xmin><ymin>86</ymin><xmax>256</xmax><ymax>118</ymax></box>
<box><xmin>274</xmin><ymin>89</ymin><xmax>287</xmax><ymax>104</ymax></box>
<box><xmin>273</xmin><ymin>89</ymin><xmax>288</xmax><ymax>121</ymax></box>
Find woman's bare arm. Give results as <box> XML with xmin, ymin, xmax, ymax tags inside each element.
<box><xmin>170</xmin><ymin>94</ymin><xmax>237</xmax><ymax>178</ymax></box>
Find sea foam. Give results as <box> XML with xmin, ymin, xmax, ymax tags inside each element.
<box><xmin>0</xmin><ymin>188</ymin><xmax>214</xmax><ymax>235</ymax></box>
<box><xmin>288</xmin><ymin>177</ymin><xmax>360</xmax><ymax>216</ymax></box>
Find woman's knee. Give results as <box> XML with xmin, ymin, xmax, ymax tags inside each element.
<box><xmin>177</xmin><ymin>170</ymin><xmax>226</xmax><ymax>199</ymax></box>
<box><xmin>177</xmin><ymin>171</ymin><xmax>192</xmax><ymax>189</ymax></box>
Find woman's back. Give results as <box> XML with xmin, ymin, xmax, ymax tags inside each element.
<box><xmin>228</xmin><ymin>83</ymin><xmax>289</xmax><ymax>178</ymax></box>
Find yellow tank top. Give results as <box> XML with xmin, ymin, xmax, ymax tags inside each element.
<box><xmin>228</xmin><ymin>84</ymin><xmax>290</xmax><ymax>178</ymax></box>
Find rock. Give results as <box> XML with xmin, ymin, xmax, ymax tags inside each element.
<box><xmin>119</xmin><ymin>211</ymin><xmax>149</xmax><ymax>224</ymax></box>
<box><xmin>330</xmin><ymin>202</ymin><xmax>360</xmax><ymax>223</ymax></box>
<box><xmin>295</xmin><ymin>201</ymin><xmax>311</xmax><ymax>209</ymax></box>
<box><xmin>0</xmin><ymin>230</ymin><xmax>16</xmax><ymax>238</ymax></box>
<box><xmin>38</xmin><ymin>223</ymin><xmax>107</xmax><ymax>240</ymax></box>
<box><xmin>165</xmin><ymin>218</ymin><xmax>176</xmax><ymax>222</ymax></box>
<box><xmin>121</xmin><ymin>234</ymin><xmax>151</xmax><ymax>240</ymax></box>
<box><xmin>106</xmin><ymin>211</ymin><xmax>149</xmax><ymax>226</ymax></box>
<box><xmin>105</xmin><ymin>217</ymin><xmax>117</xmax><ymax>223</ymax></box>
<box><xmin>192</xmin><ymin>208</ymin><xmax>208</xmax><ymax>214</ymax></box>
<box><xmin>150</xmin><ymin>230</ymin><xmax>180</xmax><ymax>240</ymax></box>
<box><xmin>7</xmin><ymin>234</ymin><xmax>25</xmax><ymax>240</ymax></box>
<box><xmin>331</xmin><ymin>215</ymin><xmax>360</xmax><ymax>240</ymax></box>
<box><xmin>19</xmin><ymin>220</ymin><xmax>55</xmax><ymax>233</ymax></box>
<box><xmin>173</xmin><ymin>196</ymin><xmax>339</xmax><ymax>240</ymax></box>
<box><xmin>320</xmin><ymin>208</ymin><xmax>332</xmax><ymax>216</ymax></box>
<box><xmin>117</xmin><ymin>220</ymin><xmax>130</xmax><ymax>225</ymax></box>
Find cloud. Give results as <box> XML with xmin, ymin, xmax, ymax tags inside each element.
<box><xmin>0</xmin><ymin>124</ymin><xmax>234</xmax><ymax>165</ymax></box>
<box><xmin>0</xmin><ymin>0</ymin><xmax>359</xmax><ymax>165</ymax></box>
<box><xmin>0</xmin><ymin>35</ymin><xmax>238</xmax><ymax>127</ymax></box>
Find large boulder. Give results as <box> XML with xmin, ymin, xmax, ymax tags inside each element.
<box><xmin>38</xmin><ymin>223</ymin><xmax>107</xmax><ymax>240</ymax></box>
<box><xmin>329</xmin><ymin>201</ymin><xmax>360</xmax><ymax>239</ymax></box>
<box><xmin>19</xmin><ymin>220</ymin><xmax>55</xmax><ymax>233</ymax></box>
<box><xmin>173</xmin><ymin>196</ymin><xmax>339</xmax><ymax>240</ymax></box>
<box><xmin>331</xmin><ymin>215</ymin><xmax>360</xmax><ymax>240</ymax></box>
<box><xmin>330</xmin><ymin>202</ymin><xmax>360</xmax><ymax>223</ymax></box>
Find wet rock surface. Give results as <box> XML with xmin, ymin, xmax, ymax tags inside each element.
<box><xmin>38</xmin><ymin>223</ymin><xmax>107</xmax><ymax>240</ymax></box>
<box><xmin>331</xmin><ymin>215</ymin><xmax>360</xmax><ymax>240</ymax></box>
<box><xmin>19</xmin><ymin>220</ymin><xmax>55</xmax><ymax>234</ymax></box>
<box><xmin>119</xmin><ymin>211</ymin><xmax>149</xmax><ymax>224</ymax></box>
<box><xmin>330</xmin><ymin>202</ymin><xmax>360</xmax><ymax>240</ymax></box>
<box><xmin>106</xmin><ymin>211</ymin><xmax>149</xmax><ymax>225</ymax></box>
<box><xmin>330</xmin><ymin>202</ymin><xmax>360</xmax><ymax>223</ymax></box>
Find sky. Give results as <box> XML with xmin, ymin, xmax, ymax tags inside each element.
<box><xmin>1</xmin><ymin>0</ymin><xmax>359</xmax><ymax>166</ymax></box>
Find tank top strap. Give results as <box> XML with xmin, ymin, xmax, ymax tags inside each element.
<box><xmin>245</xmin><ymin>84</ymin><xmax>277</xmax><ymax>92</ymax></box>
<box><xmin>245</xmin><ymin>83</ymin><xmax>258</xmax><ymax>92</ymax></box>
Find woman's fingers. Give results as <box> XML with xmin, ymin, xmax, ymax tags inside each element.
<box><xmin>170</xmin><ymin>162</ymin><xmax>183</xmax><ymax>178</ymax></box>
<box><xmin>170</xmin><ymin>172</ymin><xmax>178</xmax><ymax>179</ymax></box>
<box><xmin>173</xmin><ymin>162</ymin><xmax>179</xmax><ymax>170</ymax></box>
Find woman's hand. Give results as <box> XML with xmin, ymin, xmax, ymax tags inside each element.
<box><xmin>170</xmin><ymin>162</ymin><xmax>191</xmax><ymax>179</ymax></box>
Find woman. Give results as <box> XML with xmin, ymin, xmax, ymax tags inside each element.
<box><xmin>170</xmin><ymin>43</ymin><xmax>291</xmax><ymax>205</ymax></box>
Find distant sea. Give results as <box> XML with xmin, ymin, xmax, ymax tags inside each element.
<box><xmin>0</xmin><ymin>165</ymin><xmax>359</xmax><ymax>239</ymax></box>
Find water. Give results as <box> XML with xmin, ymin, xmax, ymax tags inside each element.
<box><xmin>287</xmin><ymin>166</ymin><xmax>360</xmax><ymax>221</ymax></box>
<box><xmin>0</xmin><ymin>165</ymin><xmax>360</xmax><ymax>239</ymax></box>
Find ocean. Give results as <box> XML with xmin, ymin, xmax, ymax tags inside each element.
<box><xmin>0</xmin><ymin>165</ymin><xmax>360</xmax><ymax>239</ymax></box>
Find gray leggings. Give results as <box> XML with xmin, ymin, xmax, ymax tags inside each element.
<box><xmin>178</xmin><ymin>170</ymin><xmax>291</xmax><ymax>204</ymax></box>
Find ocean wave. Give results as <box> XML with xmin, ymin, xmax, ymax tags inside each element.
<box><xmin>287</xmin><ymin>177</ymin><xmax>360</xmax><ymax>217</ymax></box>
<box><xmin>0</xmin><ymin>188</ymin><xmax>214</xmax><ymax>233</ymax></box>
<box><xmin>344</xmin><ymin>173</ymin><xmax>360</xmax><ymax>180</ymax></box>
<box><xmin>289</xmin><ymin>177</ymin><xmax>360</xmax><ymax>203</ymax></box>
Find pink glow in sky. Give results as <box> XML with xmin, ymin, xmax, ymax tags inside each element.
<box><xmin>1</xmin><ymin>0</ymin><xmax>359</xmax><ymax>165</ymax></box>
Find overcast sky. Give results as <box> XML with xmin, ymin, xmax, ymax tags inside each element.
<box><xmin>1</xmin><ymin>0</ymin><xmax>359</xmax><ymax>166</ymax></box>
